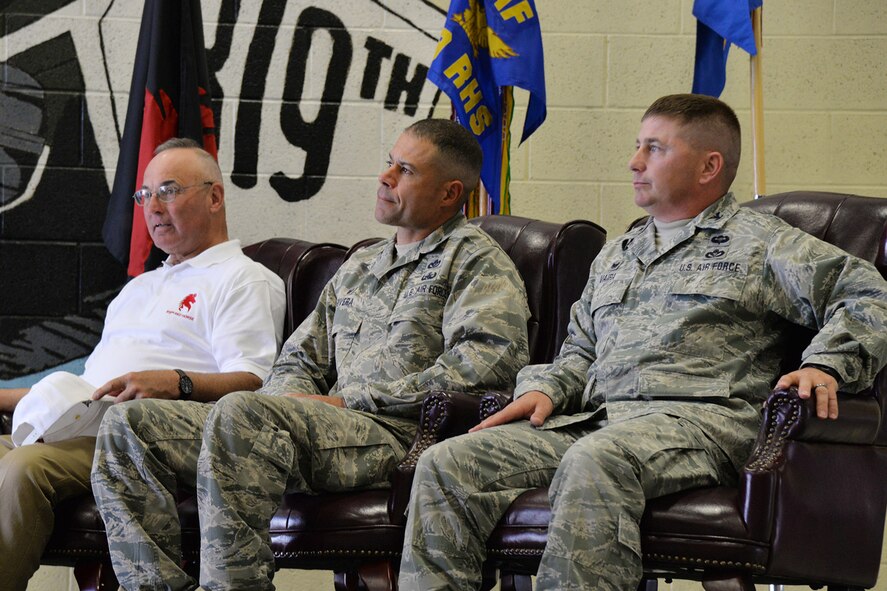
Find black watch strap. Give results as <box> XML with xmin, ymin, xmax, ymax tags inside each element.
<box><xmin>174</xmin><ymin>369</ymin><xmax>194</xmax><ymax>400</ymax></box>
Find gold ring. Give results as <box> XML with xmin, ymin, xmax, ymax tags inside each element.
<box><xmin>813</xmin><ymin>383</ymin><xmax>828</xmax><ymax>390</ymax></box>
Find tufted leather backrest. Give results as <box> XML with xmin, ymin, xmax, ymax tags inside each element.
<box><xmin>243</xmin><ymin>238</ymin><xmax>348</xmax><ymax>337</ymax></box>
<box><xmin>745</xmin><ymin>192</ymin><xmax>887</xmax><ymax>444</ymax></box>
<box><xmin>469</xmin><ymin>215</ymin><xmax>607</xmax><ymax>364</ymax></box>
<box><xmin>744</xmin><ymin>191</ymin><xmax>887</xmax><ymax>280</ymax></box>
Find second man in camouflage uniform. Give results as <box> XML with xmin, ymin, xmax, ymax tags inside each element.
<box><xmin>399</xmin><ymin>94</ymin><xmax>887</xmax><ymax>590</ymax></box>
<box><xmin>91</xmin><ymin>119</ymin><xmax>530</xmax><ymax>591</ymax></box>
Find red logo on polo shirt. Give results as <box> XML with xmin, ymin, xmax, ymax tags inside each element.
<box><xmin>179</xmin><ymin>293</ymin><xmax>197</xmax><ymax>312</ymax></box>
<box><xmin>167</xmin><ymin>293</ymin><xmax>198</xmax><ymax>320</ymax></box>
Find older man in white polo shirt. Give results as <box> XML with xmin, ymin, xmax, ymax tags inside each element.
<box><xmin>0</xmin><ymin>137</ymin><xmax>286</xmax><ymax>591</ymax></box>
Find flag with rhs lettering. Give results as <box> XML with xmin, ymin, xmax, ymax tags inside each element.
<box><xmin>103</xmin><ymin>0</ymin><xmax>217</xmax><ymax>277</ymax></box>
<box><xmin>428</xmin><ymin>0</ymin><xmax>546</xmax><ymax>215</ymax></box>
<box><xmin>692</xmin><ymin>0</ymin><xmax>763</xmax><ymax>97</ymax></box>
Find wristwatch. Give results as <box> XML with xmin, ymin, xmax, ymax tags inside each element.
<box><xmin>174</xmin><ymin>369</ymin><xmax>194</xmax><ymax>400</ymax></box>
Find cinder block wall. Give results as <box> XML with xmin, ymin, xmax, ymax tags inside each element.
<box><xmin>6</xmin><ymin>0</ymin><xmax>884</xmax><ymax>589</ymax></box>
<box><xmin>510</xmin><ymin>0</ymin><xmax>887</xmax><ymax>237</ymax></box>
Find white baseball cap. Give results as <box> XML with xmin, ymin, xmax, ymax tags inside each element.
<box><xmin>11</xmin><ymin>371</ymin><xmax>114</xmax><ymax>446</ymax></box>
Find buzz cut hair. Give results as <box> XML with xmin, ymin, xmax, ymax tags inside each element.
<box><xmin>405</xmin><ymin>119</ymin><xmax>483</xmax><ymax>197</ymax></box>
<box><xmin>643</xmin><ymin>94</ymin><xmax>742</xmax><ymax>188</ymax></box>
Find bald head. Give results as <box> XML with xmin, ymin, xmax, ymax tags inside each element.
<box><xmin>155</xmin><ymin>137</ymin><xmax>222</xmax><ymax>184</ymax></box>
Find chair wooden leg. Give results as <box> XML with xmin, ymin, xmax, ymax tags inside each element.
<box><xmin>335</xmin><ymin>561</ymin><xmax>398</xmax><ymax>591</ymax></box>
<box><xmin>479</xmin><ymin>563</ymin><xmax>497</xmax><ymax>591</ymax></box>
<box><xmin>701</xmin><ymin>573</ymin><xmax>755</xmax><ymax>591</ymax></box>
<box><xmin>73</xmin><ymin>559</ymin><xmax>118</xmax><ymax>591</ymax></box>
<box><xmin>334</xmin><ymin>571</ymin><xmax>363</xmax><ymax>591</ymax></box>
<box><xmin>363</xmin><ymin>560</ymin><xmax>399</xmax><ymax>591</ymax></box>
<box><xmin>360</xmin><ymin>560</ymin><xmax>398</xmax><ymax>591</ymax></box>
<box><xmin>500</xmin><ymin>573</ymin><xmax>533</xmax><ymax>591</ymax></box>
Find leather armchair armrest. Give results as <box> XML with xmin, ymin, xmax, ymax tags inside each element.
<box><xmin>740</xmin><ymin>385</ymin><xmax>884</xmax><ymax>546</ymax></box>
<box><xmin>388</xmin><ymin>391</ymin><xmax>486</xmax><ymax>524</ymax></box>
<box><xmin>1</xmin><ymin>411</ymin><xmax>11</xmax><ymax>435</ymax></box>
<box><xmin>746</xmin><ymin>386</ymin><xmax>880</xmax><ymax>476</ymax></box>
<box><xmin>789</xmin><ymin>390</ymin><xmax>880</xmax><ymax>445</ymax></box>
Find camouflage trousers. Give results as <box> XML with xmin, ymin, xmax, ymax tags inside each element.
<box><xmin>91</xmin><ymin>393</ymin><xmax>415</xmax><ymax>591</ymax></box>
<box><xmin>399</xmin><ymin>412</ymin><xmax>735</xmax><ymax>591</ymax></box>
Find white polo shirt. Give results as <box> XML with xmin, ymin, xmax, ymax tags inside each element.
<box><xmin>82</xmin><ymin>240</ymin><xmax>286</xmax><ymax>387</ymax></box>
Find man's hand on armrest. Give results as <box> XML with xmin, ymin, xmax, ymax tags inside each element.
<box><xmin>775</xmin><ymin>367</ymin><xmax>839</xmax><ymax>420</ymax></box>
<box><xmin>0</xmin><ymin>388</ymin><xmax>30</xmax><ymax>413</ymax></box>
<box><xmin>469</xmin><ymin>390</ymin><xmax>553</xmax><ymax>432</ymax></box>
<box><xmin>91</xmin><ymin>370</ymin><xmax>262</xmax><ymax>403</ymax></box>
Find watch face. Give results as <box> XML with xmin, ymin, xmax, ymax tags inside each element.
<box><xmin>176</xmin><ymin>370</ymin><xmax>193</xmax><ymax>398</ymax></box>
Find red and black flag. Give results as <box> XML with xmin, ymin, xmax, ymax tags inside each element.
<box><xmin>103</xmin><ymin>0</ymin><xmax>217</xmax><ymax>277</ymax></box>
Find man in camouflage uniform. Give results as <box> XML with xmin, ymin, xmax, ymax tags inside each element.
<box><xmin>91</xmin><ymin>119</ymin><xmax>530</xmax><ymax>591</ymax></box>
<box><xmin>399</xmin><ymin>94</ymin><xmax>887</xmax><ymax>591</ymax></box>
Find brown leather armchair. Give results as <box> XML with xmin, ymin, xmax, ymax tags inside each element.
<box><xmin>479</xmin><ymin>192</ymin><xmax>887</xmax><ymax>591</ymax></box>
<box><xmin>239</xmin><ymin>215</ymin><xmax>607</xmax><ymax>591</ymax></box>
<box><xmin>1</xmin><ymin>238</ymin><xmax>348</xmax><ymax>591</ymax></box>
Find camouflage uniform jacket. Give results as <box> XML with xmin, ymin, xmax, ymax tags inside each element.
<box><xmin>261</xmin><ymin>213</ymin><xmax>530</xmax><ymax>420</ymax></box>
<box><xmin>516</xmin><ymin>193</ymin><xmax>887</xmax><ymax>466</ymax></box>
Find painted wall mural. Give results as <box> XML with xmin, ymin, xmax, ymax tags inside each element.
<box><xmin>0</xmin><ymin>0</ymin><xmax>448</xmax><ymax>379</ymax></box>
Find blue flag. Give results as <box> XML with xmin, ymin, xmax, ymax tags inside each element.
<box><xmin>428</xmin><ymin>0</ymin><xmax>546</xmax><ymax>214</ymax></box>
<box><xmin>692</xmin><ymin>0</ymin><xmax>763</xmax><ymax>97</ymax></box>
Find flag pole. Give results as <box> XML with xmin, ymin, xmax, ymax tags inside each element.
<box><xmin>478</xmin><ymin>184</ymin><xmax>489</xmax><ymax>216</ymax></box>
<box><xmin>750</xmin><ymin>6</ymin><xmax>766</xmax><ymax>198</ymax></box>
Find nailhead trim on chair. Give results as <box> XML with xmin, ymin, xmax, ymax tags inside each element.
<box><xmin>479</xmin><ymin>397</ymin><xmax>502</xmax><ymax>421</ymax></box>
<box><xmin>487</xmin><ymin>548</ymin><xmax>543</xmax><ymax>557</ymax></box>
<box><xmin>643</xmin><ymin>552</ymin><xmax>766</xmax><ymax>572</ymax></box>
<box><xmin>486</xmin><ymin>548</ymin><xmax>765</xmax><ymax>576</ymax></box>
<box><xmin>486</xmin><ymin>543</ymin><xmax>769</xmax><ymax>571</ymax></box>
<box><xmin>44</xmin><ymin>548</ymin><xmax>108</xmax><ymax>558</ymax></box>
<box><xmin>745</xmin><ymin>394</ymin><xmax>800</xmax><ymax>472</ymax></box>
<box><xmin>399</xmin><ymin>396</ymin><xmax>449</xmax><ymax>469</ymax></box>
<box><xmin>274</xmin><ymin>549</ymin><xmax>401</xmax><ymax>558</ymax></box>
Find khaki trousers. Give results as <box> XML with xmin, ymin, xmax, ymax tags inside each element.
<box><xmin>0</xmin><ymin>435</ymin><xmax>96</xmax><ymax>591</ymax></box>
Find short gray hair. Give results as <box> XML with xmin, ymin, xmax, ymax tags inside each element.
<box><xmin>153</xmin><ymin>137</ymin><xmax>221</xmax><ymax>182</ymax></box>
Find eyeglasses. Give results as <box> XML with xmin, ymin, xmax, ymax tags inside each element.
<box><xmin>132</xmin><ymin>181</ymin><xmax>213</xmax><ymax>206</ymax></box>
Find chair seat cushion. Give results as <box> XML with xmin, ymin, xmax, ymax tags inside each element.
<box><xmin>487</xmin><ymin>488</ymin><xmax>550</xmax><ymax>558</ymax></box>
<box><xmin>486</xmin><ymin>486</ymin><xmax>771</xmax><ymax>575</ymax></box>
<box><xmin>270</xmin><ymin>490</ymin><xmax>404</xmax><ymax>569</ymax></box>
<box><xmin>43</xmin><ymin>496</ymin><xmax>109</xmax><ymax>566</ymax></box>
<box><xmin>181</xmin><ymin>489</ymin><xmax>404</xmax><ymax>569</ymax></box>
<box><xmin>641</xmin><ymin>487</ymin><xmax>769</xmax><ymax>574</ymax></box>
<box><xmin>43</xmin><ymin>489</ymin><xmax>404</xmax><ymax>572</ymax></box>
